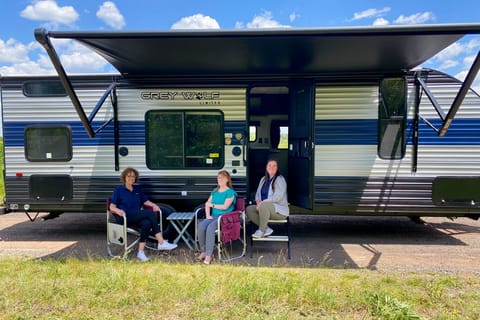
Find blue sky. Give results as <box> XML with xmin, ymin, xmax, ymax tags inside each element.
<box><xmin>0</xmin><ymin>0</ymin><xmax>479</xmax><ymax>91</ymax></box>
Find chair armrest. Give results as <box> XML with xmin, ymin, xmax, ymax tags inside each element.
<box><xmin>142</xmin><ymin>204</ymin><xmax>163</xmax><ymax>232</ymax></box>
<box><xmin>194</xmin><ymin>206</ymin><xmax>206</xmax><ymax>219</ymax></box>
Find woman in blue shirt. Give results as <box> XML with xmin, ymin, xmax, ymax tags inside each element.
<box><xmin>110</xmin><ymin>167</ymin><xmax>177</xmax><ymax>261</ymax></box>
<box><xmin>197</xmin><ymin>170</ymin><xmax>237</xmax><ymax>265</ymax></box>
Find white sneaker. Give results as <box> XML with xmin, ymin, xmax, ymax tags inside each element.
<box><xmin>158</xmin><ymin>241</ymin><xmax>178</xmax><ymax>251</ymax></box>
<box><xmin>252</xmin><ymin>229</ymin><xmax>265</xmax><ymax>238</ymax></box>
<box><xmin>137</xmin><ymin>251</ymin><xmax>149</xmax><ymax>262</ymax></box>
<box><xmin>264</xmin><ymin>227</ymin><xmax>274</xmax><ymax>237</ymax></box>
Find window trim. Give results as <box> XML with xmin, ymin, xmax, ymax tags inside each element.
<box><xmin>23</xmin><ymin>80</ymin><xmax>67</xmax><ymax>97</ymax></box>
<box><xmin>145</xmin><ymin>109</ymin><xmax>225</xmax><ymax>170</ymax></box>
<box><xmin>24</xmin><ymin>124</ymin><xmax>73</xmax><ymax>162</ymax></box>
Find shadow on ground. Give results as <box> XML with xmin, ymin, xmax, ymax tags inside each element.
<box><xmin>1</xmin><ymin>212</ymin><xmax>478</xmax><ymax>271</ymax></box>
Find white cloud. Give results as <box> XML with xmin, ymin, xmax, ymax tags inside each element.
<box><xmin>422</xmin><ymin>37</ymin><xmax>480</xmax><ymax>94</ymax></box>
<box><xmin>352</xmin><ymin>7</ymin><xmax>390</xmax><ymax>21</ymax></box>
<box><xmin>435</xmin><ymin>42</ymin><xmax>464</xmax><ymax>62</ymax></box>
<box><xmin>459</xmin><ymin>41</ymin><xmax>480</xmax><ymax>93</ymax></box>
<box><xmin>373</xmin><ymin>18</ymin><xmax>389</xmax><ymax>26</ymax></box>
<box><xmin>235</xmin><ymin>21</ymin><xmax>245</xmax><ymax>29</ymax></box>
<box><xmin>394</xmin><ymin>12</ymin><xmax>435</xmax><ymax>25</ymax></box>
<box><xmin>438</xmin><ymin>59</ymin><xmax>459</xmax><ymax>69</ymax></box>
<box><xmin>243</xmin><ymin>11</ymin><xmax>290</xmax><ymax>28</ymax></box>
<box><xmin>0</xmin><ymin>38</ymin><xmax>36</xmax><ymax>64</ymax></box>
<box><xmin>427</xmin><ymin>41</ymin><xmax>478</xmax><ymax>71</ymax></box>
<box><xmin>289</xmin><ymin>12</ymin><xmax>300</xmax><ymax>23</ymax></box>
<box><xmin>0</xmin><ymin>38</ymin><xmax>111</xmax><ymax>76</ymax></box>
<box><xmin>171</xmin><ymin>14</ymin><xmax>220</xmax><ymax>29</ymax></box>
<box><xmin>465</xmin><ymin>38</ymin><xmax>480</xmax><ymax>51</ymax></box>
<box><xmin>54</xmin><ymin>40</ymin><xmax>110</xmax><ymax>73</ymax></box>
<box><xmin>96</xmin><ymin>1</ymin><xmax>125</xmax><ymax>30</ymax></box>
<box><xmin>20</xmin><ymin>0</ymin><xmax>79</xmax><ymax>26</ymax></box>
<box><xmin>0</xmin><ymin>59</ymin><xmax>53</xmax><ymax>75</ymax></box>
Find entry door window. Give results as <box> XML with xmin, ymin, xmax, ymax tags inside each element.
<box><xmin>378</xmin><ymin>77</ymin><xmax>407</xmax><ymax>159</ymax></box>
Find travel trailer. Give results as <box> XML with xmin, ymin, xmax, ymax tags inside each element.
<box><xmin>1</xmin><ymin>24</ymin><xmax>480</xmax><ymax>220</ymax></box>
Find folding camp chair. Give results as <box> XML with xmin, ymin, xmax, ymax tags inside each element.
<box><xmin>106</xmin><ymin>199</ymin><xmax>163</xmax><ymax>259</ymax></box>
<box><xmin>194</xmin><ymin>197</ymin><xmax>246</xmax><ymax>262</ymax></box>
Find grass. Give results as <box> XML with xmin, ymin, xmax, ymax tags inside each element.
<box><xmin>0</xmin><ymin>258</ymin><xmax>478</xmax><ymax>319</ymax></box>
<box><xmin>0</xmin><ymin>136</ymin><xmax>477</xmax><ymax>318</ymax></box>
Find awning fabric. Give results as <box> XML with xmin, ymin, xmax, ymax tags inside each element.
<box><xmin>39</xmin><ymin>23</ymin><xmax>480</xmax><ymax>77</ymax></box>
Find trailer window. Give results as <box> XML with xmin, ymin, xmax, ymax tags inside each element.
<box><xmin>270</xmin><ymin>120</ymin><xmax>289</xmax><ymax>150</ymax></box>
<box><xmin>146</xmin><ymin>110</ymin><xmax>224</xmax><ymax>169</ymax></box>
<box><xmin>378</xmin><ymin>77</ymin><xmax>407</xmax><ymax>159</ymax></box>
<box><xmin>23</xmin><ymin>80</ymin><xmax>67</xmax><ymax>97</ymax></box>
<box><xmin>25</xmin><ymin>125</ymin><xmax>72</xmax><ymax>161</ymax></box>
<box><xmin>249</xmin><ymin>126</ymin><xmax>257</xmax><ymax>142</ymax></box>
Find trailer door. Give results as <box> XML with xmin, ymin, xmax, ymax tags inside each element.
<box><xmin>288</xmin><ymin>80</ymin><xmax>315</xmax><ymax>210</ymax></box>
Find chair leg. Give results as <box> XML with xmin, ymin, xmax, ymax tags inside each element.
<box><xmin>287</xmin><ymin>217</ymin><xmax>291</xmax><ymax>259</ymax></box>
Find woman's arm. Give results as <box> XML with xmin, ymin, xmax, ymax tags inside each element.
<box><xmin>143</xmin><ymin>200</ymin><xmax>160</xmax><ymax>212</ymax></box>
<box><xmin>109</xmin><ymin>203</ymin><xmax>125</xmax><ymax>217</ymax></box>
<box><xmin>213</xmin><ymin>195</ymin><xmax>235</xmax><ymax>210</ymax></box>
<box><xmin>255</xmin><ymin>177</ymin><xmax>265</xmax><ymax>208</ymax></box>
<box><xmin>205</xmin><ymin>195</ymin><xmax>213</xmax><ymax>218</ymax></box>
<box><xmin>271</xmin><ymin>176</ymin><xmax>287</xmax><ymax>203</ymax></box>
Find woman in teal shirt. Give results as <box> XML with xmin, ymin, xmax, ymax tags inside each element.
<box><xmin>197</xmin><ymin>170</ymin><xmax>237</xmax><ymax>264</ymax></box>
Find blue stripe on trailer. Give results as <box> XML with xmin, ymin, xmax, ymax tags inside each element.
<box><xmin>2</xmin><ymin>120</ymin><xmax>246</xmax><ymax>147</ymax></box>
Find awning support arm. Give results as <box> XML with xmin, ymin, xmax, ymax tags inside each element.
<box><xmin>439</xmin><ymin>50</ymin><xmax>480</xmax><ymax>136</ymax></box>
<box><xmin>416</xmin><ymin>78</ymin><xmax>446</xmax><ymax>121</ymax></box>
<box><xmin>34</xmin><ymin>28</ymin><xmax>115</xmax><ymax>138</ymax></box>
<box><xmin>416</xmin><ymin>50</ymin><xmax>480</xmax><ymax>137</ymax></box>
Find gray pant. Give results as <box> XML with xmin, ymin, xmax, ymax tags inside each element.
<box><xmin>197</xmin><ymin>217</ymin><xmax>219</xmax><ymax>256</ymax></box>
<box><xmin>245</xmin><ymin>202</ymin><xmax>285</xmax><ymax>231</ymax></box>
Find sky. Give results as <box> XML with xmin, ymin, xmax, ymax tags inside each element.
<box><xmin>0</xmin><ymin>0</ymin><xmax>480</xmax><ymax>91</ymax></box>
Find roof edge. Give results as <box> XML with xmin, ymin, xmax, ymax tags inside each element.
<box><xmin>41</xmin><ymin>23</ymin><xmax>480</xmax><ymax>39</ymax></box>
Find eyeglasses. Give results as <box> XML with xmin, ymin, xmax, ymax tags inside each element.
<box><xmin>126</xmin><ymin>175</ymin><xmax>136</xmax><ymax>178</ymax></box>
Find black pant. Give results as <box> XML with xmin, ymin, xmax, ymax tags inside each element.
<box><xmin>126</xmin><ymin>210</ymin><xmax>160</xmax><ymax>242</ymax></box>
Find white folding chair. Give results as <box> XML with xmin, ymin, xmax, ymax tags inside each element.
<box><xmin>106</xmin><ymin>199</ymin><xmax>162</xmax><ymax>259</ymax></box>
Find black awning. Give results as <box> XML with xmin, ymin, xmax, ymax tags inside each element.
<box><xmin>38</xmin><ymin>23</ymin><xmax>480</xmax><ymax>77</ymax></box>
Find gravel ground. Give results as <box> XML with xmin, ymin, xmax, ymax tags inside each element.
<box><xmin>0</xmin><ymin>211</ymin><xmax>479</xmax><ymax>273</ymax></box>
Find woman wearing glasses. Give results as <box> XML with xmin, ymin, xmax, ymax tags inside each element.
<box><xmin>109</xmin><ymin>167</ymin><xmax>177</xmax><ymax>261</ymax></box>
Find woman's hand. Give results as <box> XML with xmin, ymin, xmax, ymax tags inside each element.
<box><xmin>144</xmin><ymin>201</ymin><xmax>160</xmax><ymax>213</ymax></box>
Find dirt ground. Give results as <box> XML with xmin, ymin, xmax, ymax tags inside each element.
<box><xmin>0</xmin><ymin>211</ymin><xmax>479</xmax><ymax>274</ymax></box>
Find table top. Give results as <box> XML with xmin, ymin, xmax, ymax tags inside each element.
<box><xmin>167</xmin><ymin>212</ymin><xmax>195</xmax><ymax>220</ymax></box>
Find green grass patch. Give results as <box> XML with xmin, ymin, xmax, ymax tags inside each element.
<box><xmin>0</xmin><ymin>258</ymin><xmax>478</xmax><ymax>319</ymax></box>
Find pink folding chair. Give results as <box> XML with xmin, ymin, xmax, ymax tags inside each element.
<box><xmin>194</xmin><ymin>197</ymin><xmax>246</xmax><ymax>262</ymax></box>
<box><xmin>216</xmin><ymin>197</ymin><xmax>246</xmax><ymax>261</ymax></box>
